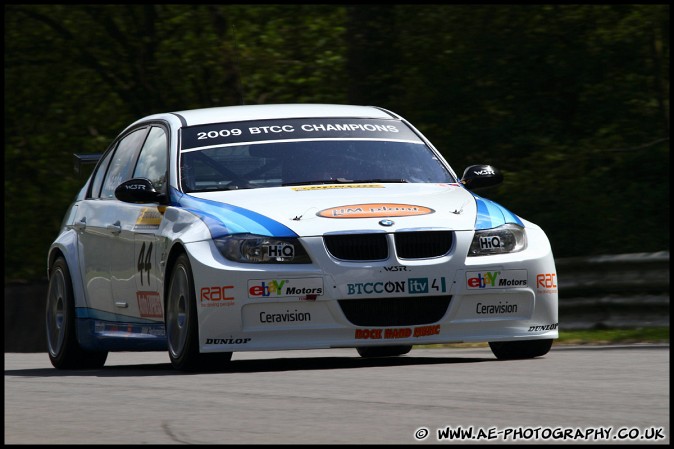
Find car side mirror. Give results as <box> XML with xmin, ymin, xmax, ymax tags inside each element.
<box><xmin>114</xmin><ymin>178</ymin><xmax>162</xmax><ymax>203</ymax></box>
<box><xmin>460</xmin><ymin>165</ymin><xmax>503</xmax><ymax>191</ymax></box>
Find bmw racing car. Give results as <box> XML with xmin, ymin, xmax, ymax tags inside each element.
<box><xmin>46</xmin><ymin>104</ymin><xmax>558</xmax><ymax>371</ymax></box>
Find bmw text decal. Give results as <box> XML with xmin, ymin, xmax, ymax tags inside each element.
<box><xmin>317</xmin><ymin>203</ymin><xmax>434</xmax><ymax>219</ymax></box>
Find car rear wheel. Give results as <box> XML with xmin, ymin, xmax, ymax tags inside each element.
<box><xmin>166</xmin><ymin>253</ymin><xmax>232</xmax><ymax>371</ymax></box>
<box><xmin>356</xmin><ymin>345</ymin><xmax>413</xmax><ymax>358</ymax></box>
<box><xmin>489</xmin><ymin>339</ymin><xmax>553</xmax><ymax>360</ymax></box>
<box><xmin>46</xmin><ymin>257</ymin><xmax>108</xmax><ymax>369</ymax></box>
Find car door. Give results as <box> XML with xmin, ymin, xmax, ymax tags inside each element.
<box><xmin>75</xmin><ymin>148</ymin><xmax>116</xmax><ymax>317</ymax></box>
<box><xmin>111</xmin><ymin>125</ymin><xmax>169</xmax><ymax>323</ymax></box>
<box><xmin>76</xmin><ymin>127</ymin><xmax>149</xmax><ymax>320</ymax></box>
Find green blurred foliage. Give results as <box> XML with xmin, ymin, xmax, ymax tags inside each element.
<box><xmin>4</xmin><ymin>5</ymin><xmax>669</xmax><ymax>281</ymax></box>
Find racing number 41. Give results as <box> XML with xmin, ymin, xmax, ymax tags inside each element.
<box><xmin>137</xmin><ymin>242</ymin><xmax>152</xmax><ymax>286</ymax></box>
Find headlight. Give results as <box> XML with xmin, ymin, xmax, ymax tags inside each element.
<box><xmin>214</xmin><ymin>234</ymin><xmax>311</xmax><ymax>263</ymax></box>
<box><xmin>468</xmin><ymin>224</ymin><xmax>526</xmax><ymax>256</ymax></box>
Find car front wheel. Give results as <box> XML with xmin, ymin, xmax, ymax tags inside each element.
<box><xmin>489</xmin><ymin>339</ymin><xmax>553</xmax><ymax>360</ymax></box>
<box><xmin>166</xmin><ymin>253</ymin><xmax>232</xmax><ymax>371</ymax></box>
<box><xmin>46</xmin><ymin>257</ymin><xmax>108</xmax><ymax>369</ymax></box>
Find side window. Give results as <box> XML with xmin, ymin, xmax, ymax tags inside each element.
<box><xmin>88</xmin><ymin>149</ymin><xmax>115</xmax><ymax>199</ymax></box>
<box><xmin>100</xmin><ymin>128</ymin><xmax>149</xmax><ymax>199</ymax></box>
<box><xmin>133</xmin><ymin>126</ymin><xmax>168</xmax><ymax>193</ymax></box>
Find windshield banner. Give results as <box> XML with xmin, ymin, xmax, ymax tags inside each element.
<box><xmin>181</xmin><ymin>118</ymin><xmax>423</xmax><ymax>151</ymax></box>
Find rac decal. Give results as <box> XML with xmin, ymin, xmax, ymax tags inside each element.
<box><xmin>200</xmin><ymin>285</ymin><xmax>235</xmax><ymax>307</ymax></box>
<box><xmin>536</xmin><ymin>273</ymin><xmax>558</xmax><ymax>293</ymax></box>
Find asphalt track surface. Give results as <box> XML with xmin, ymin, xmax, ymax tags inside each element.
<box><xmin>4</xmin><ymin>345</ymin><xmax>670</xmax><ymax>445</ymax></box>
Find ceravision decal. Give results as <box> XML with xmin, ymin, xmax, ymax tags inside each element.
<box><xmin>248</xmin><ymin>278</ymin><xmax>323</xmax><ymax>299</ymax></box>
<box><xmin>466</xmin><ymin>270</ymin><xmax>528</xmax><ymax>289</ymax></box>
<box><xmin>347</xmin><ymin>277</ymin><xmax>446</xmax><ymax>295</ymax></box>
<box><xmin>258</xmin><ymin>309</ymin><xmax>312</xmax><ymax>324</ymax></box>
<box><xmin>318</xmin><ymin>203</ymin><xmax>434</xmax><ymax>219</ymax></box>
<box><xmin>476</xmin><ymin>300</ymin><xmax>518</xmax><ymax>315</ymax></box>
<box><xmin>355</xmin><ymin>325</ymin><xmax>441</xmax><ymax>340</ymax></box>
<box><xmin>136</xmin><ymin>291</ymin><xmax>162</xmax><ymax>318</ymax></box>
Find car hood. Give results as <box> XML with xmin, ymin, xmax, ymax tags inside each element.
<box><xmin>174</xmin><ymin>183</ymin><xmax>521</xmax><ymax>238</ymax></box>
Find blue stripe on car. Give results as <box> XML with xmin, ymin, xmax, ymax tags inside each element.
<box><xmin>171</xmin><ymin>189</ymin><xmax>298</xmax><ymax>238</ymax></box>
<box><xmin>75</xmin><ymin>308</ymin><xmax>167</xmax><ymax>351</ymax></box>
<box><xmin>473</xmin><ymin>195</ymin><xmax>524</xmax><ymax>229</ymax></box>
<box><xmin>76</xmin><ymin>307</ymin><xmax>161</xmax><ymax>324</ymax></box>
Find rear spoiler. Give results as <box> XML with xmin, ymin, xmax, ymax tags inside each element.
<box><xmin>73</xmin><ymin>153</ymin><xmax>102</xmax><ymax>175</ymax></box>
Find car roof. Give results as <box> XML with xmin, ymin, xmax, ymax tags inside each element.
<box><xmin>166</xmin><ymin>104</ymin><xmax>400</xmax><ymax>127</ymax></box>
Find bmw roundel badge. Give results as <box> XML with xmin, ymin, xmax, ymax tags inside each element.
<box><xmin>379</xmin><ymin>219</ymin><xmax>395</xmax><ymax>227</ymax></box>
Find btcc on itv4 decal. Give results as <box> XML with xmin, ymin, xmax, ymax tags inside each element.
<box><xmin>46</xmin><ymin>103</ymin><xmax>558</xmax><ymax>371</ymax></box>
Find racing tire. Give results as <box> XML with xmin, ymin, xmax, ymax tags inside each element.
<box><xmin>46</xmin><ymin>257</ymin><xmax>108</xmax><ymax>369</ymax></box>
<box><xmin>166</xmin><ymin>253</ymin><xmax>232</xmax><ymax>371</ymax></box>
<box><xmin>356</xmin><ymin>345</ymin><xmax>413</xmax><ymax>358</ymax></box>
<box><xmin>489</xmin><ymin>339</ymin><xmax>553</xmax><ymax>360</ymax></box>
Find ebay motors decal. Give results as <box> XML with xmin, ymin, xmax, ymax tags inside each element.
<box><xmin>466</xmin><ymin>270</ymin><xmax>528</xmax><ymax>289</ymax></box>
<box><xmin>317</xmin><ymin>203</ymin><xmax>434</xmax><ymax>219</ymax></box>
<box><xmin>248</xmin><ymin>278</ymin><xmax>324</xmax><ymax>299</ymax></box>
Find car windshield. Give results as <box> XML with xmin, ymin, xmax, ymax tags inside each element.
<box><xmin>181</xmin><ymin>140</ymin><xmax>456</xmax><ymax>192</ymax></box>
<box><xmin>179</xmin><ymin>118</ymin><xmax>455</xmax><ymax>193</ymax></box>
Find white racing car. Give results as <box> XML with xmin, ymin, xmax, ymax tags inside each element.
<box><xmin>46</xmin><ymin>104</ymin><xmax>558</xmax><ymax>371</ymax></box>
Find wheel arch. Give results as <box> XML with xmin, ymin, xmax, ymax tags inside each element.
<box><xmin>47</xmin><ymin>247</ymin><xmax>66</xmax><ymax>276</ymax></box>
<box><xmin>163</xmin><ymin>242</ymin><xmax>189</xmax><ymax>310</ymax></box>
<box><xmin>47</xmin><ymin>232</ymin><xmax>87</xmax><ymax>309</ymax></box>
